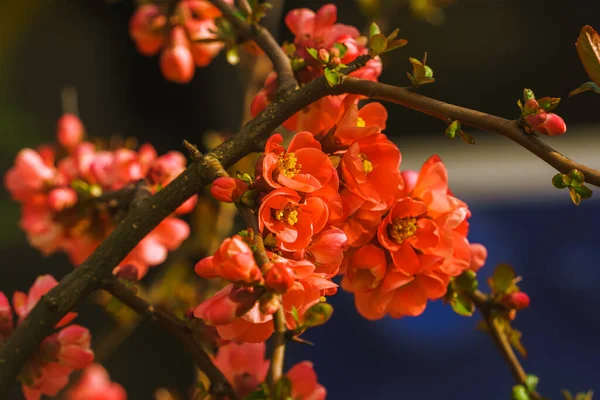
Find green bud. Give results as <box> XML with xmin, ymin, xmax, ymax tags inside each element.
<box><xmin>575</xmin><ymin>185</ymin><xmax>593</xmax><ymax>199</ymax></box>
<box><xmin>525</xmin><ymin>374</ymin><xmax>539</xmax><ymax>393</ymax></box>
<box><xmin>445</xmin><ymin>120</ymin><xmax>460</xmax><ymax>139</ymax></box>
<box><xmin>454</xmin><ymin>270</ymin><xmax>478</xmax><ymax>293</ymax></box>
<box><xmin>567</xmin><ymin>169</ymin><xmax>585</xmax><ymax>187</ymax></box>
<box><xmin>303</xmin><ymin>302</ymin><xmax>333</xmax><ymax>328</ymax></box>
<box><xmin>512</xmin><ymin>385</ymin><xmax>532</xmax><ymax>400</ymax></box>
<box><xmin>537</xmin><ymin>96</ymin><xmax>561</xmax><ymax>112</ymax></box>
<box><xmin>523</xmin><ymin>88</ymin><xmax>536</xmax><ymax>101</ymax></box>
<box><xmin>552</xmin><ymin>174</ymin><xmax>568</xmax><ymax>189</ymax></box>
<box><xmin>569</xmin><ymin>187</ymin><xmax>582</xmax><ymax>205</ymax></box>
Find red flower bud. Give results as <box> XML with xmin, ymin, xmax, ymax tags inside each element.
<box><xmin>522</xmin><ymin>99</ymin><xmax>539</xmax><ymax>116</ymax></box>
<box><xmin>194</xmin><ymin>285</ymin><xmax>258</xmax><ymax>326</ymax></box>
<box><xmin>115</xmin><ymin>264</ymin><xmax>139</xmax><ymax>282</ymax></box>
<box><xmin>258</xmin><ymin>292</ymin><xmax>280</xmax><ymax>315</ymax></box>
<box><xmin>57</xmin><ymin>114</ymin><xmax>84</xmax><ymax>149</ymax></box>
<box><xmin>525</xmin><ymin>112</ymin><xmax>567</xmax><ymax>136</ymax></box>
<box><xmin>501</xmin><ymin>292</ymin><xmax>530</xmax><ymax>311</ymax></box>
<box><xmin>160</xmin><ymin>27</ymin><xmax>195</xmax><ymax>84</ymax></box>
<box><xmin>264</xmin><ymin>263</ymin><xmax>295</xmax><ymax>294</ymax></box>
<box><xmin>318</xmin><ymin>48</ymin><xmax>330</xmax><ymax>63</ymax></box>
<box><xmin>329</xmin><ymin>47</ymin><xmax>340</xmax><ymax>58</ymax></box>
<box><xmin>210</xmin><ymin>177</ymin><xmax>249</xmax><ymax>203</ymax></box>
<box><xmin>48</xmin><ymin>187</ymin><xmax>78</xmax><ymax>212</ymax></box>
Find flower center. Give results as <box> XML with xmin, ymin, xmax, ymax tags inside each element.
<box><xmin>278</xmin><ymin>152</ymin><xmax>302</xmax><ymax>178</ymax></box>
<box><xmin>274</xmin><ymin>204</ymin><xmax>300</xmax><ymax>226</ymax></box>
<box><xmin>388</xmin><ymin>217</ymin><xmax>417</xmax><ymax>244</ymax></box>
<box><xmin>360</xmin><ymin>153</ymin><xmax>373</xmax><ymax>173</ymax></box>
<box><xmin>356</xmin><ymin>117</ymin><xmax>366</xmax><ymax>127</ymax></box>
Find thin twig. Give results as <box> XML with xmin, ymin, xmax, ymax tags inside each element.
<box><xmin>208</xmin><ymin>0</ymin><xmax>297</xmax><ymax>91</ymax></box>
<box><xmin>470</xmin><ymin>291</ymin><xmax>541</xmax><ymax>399</ymax></box>
<box><xmin>334</xmin><ymin>77</ymin><xmax>600</xmax><ymax>187</ymax></box>
<box><xmin>267</xmin><ymin>306</ymin><xmax>287</xmax><ymax>387</ymax></box>
<box><xmin>100</xmin><ymin>278</ymin><xmax>239</xmax><ymax>400</ymax></box>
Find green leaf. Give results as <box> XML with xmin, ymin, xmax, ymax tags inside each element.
<box><xmin>512</xmin><ymin>385</ymin><xmax>532</xmax><ymax>400</ymax></box>
<box><xmin>562</xmin><ymin>390</ymin><xmax>575</xmax><ymax>400</ymax></box>
<box><xmin>523</xmin><ymin>88</ymin><xmax>536</xmax><ymax>101</ymax></box>
<box><xmin>369</xmin><ymin>22</ymin><xmax>381</xmax><ymax>39</ymax></box>
<box><xmin>517</xmin><ymin>99</ymin><xmax>524</xmax><ymax>111</ymax></box>
<box><xmin>526</xmin><ymin>375</ymin><xmax>540</xmax><ymax>393</ymax></box>
<box><xmin>458</xmin><ymin>129</ymin><xmax>476</xmax><ymax>145</ymax></box>
<box><xmin>450</xmin><ymin>293</ymin><xmax>474</xmax><ymax>316</ymax></box>
<box><xmin>387</xmin><ymin>28</ymin><xmax>400</xmax><ymax>41</ymax></box>
<box><xmin>568</xmin><ymin>169</ymin><xmax>585</xmax><ymax>187</ymax></box>
<box><xmin>537</xmin><ymin>96</ymin><xmax>561</xmax><ymax>112</ymax></box>
<box><xmin>445</xmin><ymin>120</ymin><xmax>460</xmax><ymax>139</ymax></box>
<box><xmin>244</xmin><ymin>388</ymin><xmax>268</xmax><ymax>400</ymax></box>
<box><xmin>333</xmin><ymin>42</ymin><xmax>348</xmax><ymax>58</ymax></box>
<box><xmin>491</xmin><ymin>264</ymin><xmax>515</xmax><ymax>294</ymax></box>
<box><xmin>570</xmin><ymin>187</ymin><xmax>582</xmax><ymax>205</ymax></box>
<box><xmin>370</xmin><ymin>33</ymin><xmax>388</xmax><ymax>54</ymax></box>
<box><xmin>552</xmin><ymin>174</ymin><xmax>568</xmax><ymax>189</ymax></box>
<box><xmin>306</xmin><ymin>47</ymin><xmax>319</xmax><ymax>60</ymax></box>
<box><xmin>273</xmin><ymin>376</ymin><xmax>292</xmax><ymax>400</ymax></box>
<box><xmin>324</xmin><ymin>68</ymin><xmax>341</xmax><ymax>87</ymax></box>
<box><xmin>576</xmin><ymin>25</ymin><xmax>600</xmax><ymax>86</ymax></box>
<box><xmin>575</xmin><ymin>185</ymin><xmax>593</xmax><ymax>199</ymax></box>
<box><xmin>384</xmin><ymin>39</ymin><xmax>408</xmax><ymax>53</ymax></box>
<box><xmin>290</xmin><ymin>306</ymin><xmax>300</xmax><ymax>325</ymax></box>
<box><xmin>454</xmin><ymin>270</ymin><xmax>478</xmax><ymax>293</ymax></box>
<box><xmin>303</xmin><ymin>302</ymin><xmax>334</xmax><ymax>327</ymax></box>
<box><xmin>569</xmin><ymin>81</ymin><xmax>600</xmax><ymax>97</ymax></box>
<box><xmin>505</xmin><ymin>324</ymin><xmax>528</xmax><ymax>357</ymax></box>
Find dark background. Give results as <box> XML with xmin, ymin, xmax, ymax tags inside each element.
<box><xmin>1</xmin><ymin>0</ymin><xmax>599</xmax><ymax>398</ymax></box>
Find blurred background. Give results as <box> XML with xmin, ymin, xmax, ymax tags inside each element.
<box><xmin>1</xmin><ymin>0</ymin><xmax>599</xmax><ymax>398</ymax></box>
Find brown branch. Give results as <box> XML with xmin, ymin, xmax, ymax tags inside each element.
<box><xmin>0</xmin><ymin>55</ymin><xmax>369</xmax><ymax>394</ymax></box>
<box><xmin>209</xmin><ymin>0</ymin><xmax>297</xmax><ymax>91</ymax></box>
<box><xmin>100</xmin><ymin>278</ymin><xmax>238</xmax><ymax>400</ymax></box>
<box><xmin>267</xmin><ymin>306</ymin><xmax>287</xmax><ymax>387</ymax></box>
<box><xmin>334</xmin><ymin>77</ymin><xmax>600</xmax><ymax>188</ymax></box>
<box><xmin>470</xmin><ymin>291</ymin><xmax>541</xmax><ymax>399</ymax></box>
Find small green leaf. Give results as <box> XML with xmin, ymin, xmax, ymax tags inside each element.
<box><xmin>570</xmin><ymin>187</ymin><xmax>582</xmax><ymax>205</ymax></box>
<box><xmin>562</xmin><ymin>390</ymin><xmax>575</xmax><ymax>400</ymax></box>
<box><xmin>324</xmin><ymin>68</ymin><xmax>341</xmax><ymax>87</ymax></box>
<box><xmin>537</xmin><ymin>96</ymin><xmax>561</xmax><ymax>112</ymax></box>
<box><xmin>370</xmin><ymin>34</ymin><xmax>388</xmax><ymax>54</ymax></box>
<box><xmin>303</xmin><ymin>302</ymin><xmax>333</xmax><ymax>327</ymax></box>
<box><xmin>454</xmin><ymin>270</ymin><xmax>478</xmax><ymax>293</ymax></box>
<box><xmin>523</xmin><ymin>88</ymin><xmax>536</xmax><ymax>101</ymax></box>
<box><xmin>568</xmin><ymin>169</ymin><xmax>585</xmax><ymax>187</ymax></box>
<box><xmin>526</xmin><ymin>374</ymin><xmax>540</xmax><ymax>393</ymax></box>
<box><xmin>290</xmin><ymin>306</ymin><xmax>300</xmax><ymax>325</ymax></box>
<box><xmin>333</xmin><ymin>42</ymin><xmax>348</xmax><ymax>58</ymax></box>
<box><xmin>552</xmin><ymin>174</ymin><xmax>568</xmax><ymax>189</ymax></box>
<box><xmin>244</xmin><ymin>387</ymin><xmax>268</xmax><ymax>400</ymax></box>
<box><xmin>517</xmin><ymin>99</ymin><xmax>524</xmax><ymax>111</ymax></box>
<box><xmin>369</xmin><ymin>22</ymin><xmax>381</xmax><ymax>39</ymax></box>
<box><xmin>458</xmin><ymin>129</ymin><xmax>476</xmax><ymax>145</ymax></box>
<box><xmin>306</xmin><ymin>47</ymin><xmax>319</xmax><ymax>60</ymax></box>
<box><xmin>505</xmin><ymin>324</ymin><xmax>528</xmax><ymax>357</ymax></box>
<box><xmin>384</xmin><ymin>39</ymin><xmax>408</xmax><ymax>53</ymax></box>
<box><xmin>450</xmin><ymin>293</ymin><xmax>474</xmax><ymax>316</ymax></box>
<box><xmin>491</xmin><ymin>264</ymin><xmax>515</xmax><ymax>294</ymax></box>
<box><xmin>576</xmin><ymin>25</ymin><xmax>600</xmax><ymax>86</ymax></box>
<box><xmin>445</xmin><ymin>120</ymin><xmax>460</xmax><ymax>139</ymax></box>
<box><xmin>569</xmin><ymin>81</ymin><xmax>600</xmax><ymax>97</ymax></box>
<box><xmin>226</xmin><ymin>47</ymin><xmax>240</xmax><ymax>65</ymax></box>
<box><xmin>512</xmin><ymin>385</ymin><xmax>532</xmax><ymax>400</ymax></box>
<box><xmin>387</xmin><ymin>28</ymin><xmax>400</xmax><ymax>41</ymax></box>
<box><xmin>575</xmin><ymin>185</ymin><xmax>593</xmax><ymax>199</ymax></box>
<box><xmin>273</xmin><ymin>376</ymin><xmax>292</xmax><ymax>400</ymax></box>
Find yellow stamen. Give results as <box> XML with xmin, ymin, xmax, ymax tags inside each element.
<box><xmin>278</xmin><ymin>152</ymin><xmax>302</xmax><ymax>178</ymax></box>
<box><xmin>356</xmin><ymin>117</ymin><xmax>366</xmax><ymax>127</ymax></box>
<box><xmin>360</xmin><ymin>153</ymin><xmax>373</xmax><ymax>174</ymax></box>
<box><xmin>274</xmin><ymin>204</ymin><xmax>300</xmax><ymax>226</ymax></box>
<box><xmin>388</xmin><ymin>217</ymin><xmax>417</xmax><ymax>244</ymax></box>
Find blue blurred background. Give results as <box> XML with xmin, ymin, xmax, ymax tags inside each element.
<box><xmin>1</xmin><ymin>0</ymin><xmax>599</xmax><ymax>398</ymax></box>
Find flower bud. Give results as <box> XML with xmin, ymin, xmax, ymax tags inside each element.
<box><xmin>501</xmin><ymin>292</ymin><xmax>530</xmax><ymax>311</ymax></box>
<box><xmin>160</xmin><ymin>27</ymin><xmax>195</xmax><ymax>84</ymax></box>
<box><xmin>329</xmin><ymin>47</ymin><xmax>340</xmax><ymax>58</ymax></box>
<box><xmin>210</xmin><ymin>176</ymin><xmax>249</xmax><ymax>203</ymax></box>
<box><xmin>264</xmin><ymin>263</ymin><xmax>294</xmax><ymax>294</ymax></box>
<box><xmin>259</xmin><ymin>292</ymin><xmax>280</xmax><ymax>315</ymax></box>
<box><xmin>48</xmin><ymin>187</ymin><xmax>78</xmax><ymax>212</ymax></box>
<box><xmin>57</xmin><ymin>114</ymin><xmax>85</xmax><ymax>149</ymax></box>
<box><xmin>129</xmin><ymin>4</ymin><xmax>166</xmax><ymax>56</ymax></box>
<box><xmin>522</xmin><ymin>99</ymin><xmax>539</xmax><ymax>116</ymax></box>
<box><xmin>0</xmin><ymin>292</ymin><xmax>13</xmax><ymax>341</ymax></box>
<box><xmin>526</xmin><ymin>112</ymin><xmax>567</xmax><ymax>136</ymax></box>
<box><xmin>317</xmin><ymin>48</ymin><xmax>330</xmax><ymax>63</ymax></box>
<box><xmin>329</xmin><ymin>56</ymin><xmax>341</xmax><ymax>67</ymax></box>
<box><xmin>194</xmin><ymin>286</ymin><xmax>258</xmax><ymax>326</ymax></box>
<box><xmin>116</xmin><ymin>264</ymin><xmax>139</xmax><ymax>282</ymax></box>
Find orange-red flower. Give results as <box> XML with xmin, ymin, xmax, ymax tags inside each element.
<box><xmin>339</xmin><ymin>134</ymin><xmax>402</xmax><ymax>211</ymax></box>
<box><xmin>195</xmin><ymin>235</ymin><xmax>262</xmax><ymax>284</ymax></box>
<box><xmin>262</xmin><ymin>132</ymin><xmax>335</xmax><ymax>194</ymax></box>
<box><xmin>258</xmin><ymin>187</ymin><xmax>328</xmax><ymax>251</ymax></box>
<box><xmin>331</xmin><ymin>101</ymin><xmax>387</xmax><ymax>147</ymax></box>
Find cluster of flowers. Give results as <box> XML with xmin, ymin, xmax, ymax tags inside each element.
<box><xmin>0</xmin><ymin>276</ymin><xmax>94</xmax><ymax>400</ymax></box>
<box><xmin>212</xmin><ymin>342</ymin><xmax>325</xmax><ymax>399</ymax></box>
<box><xmin>4</xmin><ymin>114</ymin><xmax>193</xmax><ymax>279</ymax></box>
<box><xmin>129</xmin><ymin>0</ymin><xmax>233</xmax><ymax>83</ymax></box>
<box><xmin>251</xmin><ymin>4</ymin><xmax>383</xmax><ymax>133</ymax></box>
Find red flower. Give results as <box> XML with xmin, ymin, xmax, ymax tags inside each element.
<box><xmin>195</xmin><ymin>235</ymin><xmax>262</xmax><ymax>284</ymax></box>
<box><xmin>262</xmin><ymin>132</ymin><xmax>335</xmax><ymax>194</ymax></box>
<box><xmin>258</xmin><ymin>188</ymin><xmax>328</xmax><ymax>251</ymax></box>
<box><xmin>66</xmin><ymin>364</ymin><xmax>127</xmax><ymax>400</ymax></box>
<box><xmin>213</xmin><ymin>342</ymin><xmax>270</xmax><ymax>397</ymax></box>
<box><xmin>57</xmin><ymin>114</ymin><xmax>85</xmax><ymax>149</ymax></box>
<box><xmin>331</xmin><ymin>101</ymin><xmax>388</xmax><ymax>147</ymax></box>
<box><xmin>211</xmin><ymin>176</ymin><xmax>249</xmax><ymax>203</ymax></box>
<box><xmin>340</xmin><ymin>134</ymin><xmax>402</xmax><ymax>211</ymax></box>
<box><xmin>160</xmin><ymin>27</ymin><xmax>195</xmax><ymax>84</ymax></box>
<box><xmin>287</xmin><ymin>361</ymin><xmax>327</xmax><ymax>400</ymax></box>
<box><xmin>194</xmin><ymin>285</ymin><xmax>260</xmax><ymax>326</ymax></box>
<box><xmin>525</xmin><ymin>112</ymin><xmax>567</xmax><ymax>136</ymax></box>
